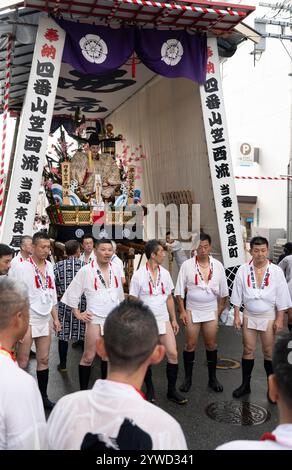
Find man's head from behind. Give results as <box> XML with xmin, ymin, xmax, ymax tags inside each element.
<box><xmin>98</xmin><ymin>299</ymin><xmax>165</xmax><ymax>375</ymax></box>
<box><xmin>0</xmin><ymin>277</ymin><xmax>29</xmax><ymax>342</ymax></box>
<box><xmin>0</xmin><ymin>244</ymin><xmax>14</xmax><ymax>275</ymax></box>
<box><xmin>269</xmin><ymin>333</ymin><xmax>292</xmax><ymax>414</ymax></box>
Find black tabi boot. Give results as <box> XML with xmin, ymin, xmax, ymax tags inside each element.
<box><xmin>264</xmin><ymin>359</ymin><xmax>276</xmax><ymax>404</ymax></box>
<box><xmin>206</xmin><ymin>350</ymin><xmax>223</xmax><ymax>392</ymax></box>
<box><xmin>79</xmin><ymin>364</ymin><xmax>91</xmax><ymax>390</ymax></box>
<box><xmin>288</xmin><ymin>324</ymin><xmax>292</xmax><ymax>332</ymax></box>
<box><xmin>166</xmin><ymin>363</ymin><xmax>188</xmax><ymax>405</ymax></box>
<box><xmin>57</xmin><ymin>340</ymin><xmax>68</xmax><ymax>372</ymax></box>
<box><xmin>233</xmin><ymin>358</ymin><xmax>254</xmax><ymax>398</ymax></box>
<box><xmin>179</xmin><ymin>351</ymin><xmax>195</xmax><ymax>393</ymax></box>
<box><xmin>144</xmin><ymin>366</ymin><xmax>156</xmax><ymax>403</ymax></box>
<box><xmin>101</xmin><ymin>360</ymin><xmax>108</xmax><ymax>379</ymax></box>
<box><xmin>37</xmin><ymin>369</ymin><xmax>55</xmax><ymax>410</ymax></box>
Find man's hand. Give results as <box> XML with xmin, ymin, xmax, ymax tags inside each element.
<box><xmin>234</xmin><ymin>314</ymin><xmax>241</xmax><ymax>330</ymax></box>
<box><xmin>171</xmin><ymin>319</ymin><xmax>179</xmax><ymax>335</ymax></box>
<box><xmin>273</xmin><ymin>318</ymin><xmax>284</xmax><ymax>334</ymax></box>
<box><xmin>180</xmin><ymin>309</ymin><xmax>189</xmax><ymax>326</ymax></box>
<box><xmin>74</xmin><ymin>310</ymin><xmax>93</xmax><ymax>323</ymax></box>
<box><xmin>53</xmin><ymin>319</ymin><xmax>61</xmax><ymax>333</ymax></box>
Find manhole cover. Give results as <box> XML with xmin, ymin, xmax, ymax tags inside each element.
<box><xmin>206</xmin><ymin>401</ymin><xmax>271</xmax><ymax>426</ymax></box>
<box><xmin>216</xmin><ymin>358</ymin><xmax>240</xmax><ymax>370</ymax></box>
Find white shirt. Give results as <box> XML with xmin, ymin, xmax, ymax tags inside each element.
<box><xmin>47</xmin><ymin>379</ymin><xmax>187</xmax><ymax>450</ymax></box>
<box><xmin>61</xmin><ymin>261</ymin><xmax>124</xmax><ymax>318</ymax></box>
<box><xmin>175</xmin><ymin>256</ymin><xmax>228</xmax><ymax>312</ymax></box>
<box><xmin>279</xmin><ymin>255</ymin><xmax>292</xmax><ymax>299</ymax></box>
<box><xmin>11</xmin><ymin>259</ymin><xmax>57</xmax><ymax>316</ymax></box>
<box><xmin>9</xmin><ymin>252</ymin><xmax>28</xmax><ymax>279</ymax></box>
<box><xmin>0</xmin><ymin>352</ymin><xmax>47</xmax><ymax>450</ymax></box>
<box><xmin>231</xmin><ymin>262</ymin><xmax>291</xmax><ymax>313</ymax></box>
<box><xmin>79</xmin><ymin>250</ymin><xmax>96</xmax><ymax>264</ymax></box>
<box><xmin>130</xmin><ymin>265</ymin><xmax>174</xmax><ymax>321</ymax></box>
<box><xmin>111</xmin><ymin>253</ymin><xmax>125</xmax><ymax>278</ymax></box>
<box><xmin>217</xmin><ymin>424</ymin><xmax>292</xmax><ymax>450</ymax></box>
<box><xmin>166</xmin><ymin>240</ymin><xmax>188</xmax><ymax>269</ymax></box>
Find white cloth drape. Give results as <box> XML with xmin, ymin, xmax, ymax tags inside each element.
<box><xmin>108</xmin><ymin>76</ymin><xmax>221</xmax><ymax>259</ymax></box>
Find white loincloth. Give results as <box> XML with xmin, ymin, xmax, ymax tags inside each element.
<box><xmin>244</xmin><ymin>309</ymin><xmax>275</xmax><ymax>332</ymax></box>
<box><xmin>189</xmin><ymin>309</ymin><xmax>217</xmax><ymax>324</ymax></box>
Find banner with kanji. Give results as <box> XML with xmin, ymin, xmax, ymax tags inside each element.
<box><xmin>57</xmin><ymin>18</ymin><xmax>207</xmax><ymax>85</ymax></box>
<box><xmin>1</xmin><ymin>17</ymin><xmax>65</xmax><ymax>247</ymax></box>
<box><xmin>199</xmin><ymin>38</ymin><xmax>244</xmax><ymax>269</ymax></box>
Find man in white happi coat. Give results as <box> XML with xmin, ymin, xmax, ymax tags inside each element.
<box><xmin>278</xmin><ymin>254</ymin><xmax>292</xmax><ymax>332</ymax></box>
<box><xmin>0</xmin><ymin>278</ymin><xmax>47</xmax><ymax>450</ymax></box>
<box><xmin>231</xmin><ymin>236</ymin><xmax>291</xmax><ymax>401</ymax></box>
<box><xmin>175</xmin><ymin>233</ymin><xmax>228</xmax><ymax>393</ymax></box>
<box><xmin>217</xmin><ymin>332</ymin><xmax>292</xmax><ymax>450</ymax></box>
<box><xmin>79</xmin><ymin>234</ymin><xmax>96</xmax><ymax>264</ymax></box>
<box><xmin>61</xmin><ymin>238</ymin><xmax>124</xmax><ymax>390</ymax></box>
<box><xmin>13</xmin><ymin>232</ymin><xmax>61</xmax><ymax>410</ymax></box>
<box><xmin>111</xmin><ymin>241</ymin><xmax>125</xmax><ymax>285</ymax></box>
<box><xmin>9</xmin><ymin>235</ymin><xmax>32</xmax><ymax>278</ymax></box>
<box><xmin>47</xmin><ymin>299</ymin><xmax>187</xmax><ymax>450</ymax></box>
<box><xmin>130</xmin><ymin>239</ymin><xmax>187</xmax><ymax>405</ymax></box>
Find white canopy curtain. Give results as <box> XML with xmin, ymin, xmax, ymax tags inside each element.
<box><xmin>108</xmin><ymin>75</ymin><xmax>222</xmax><ymax>260</ymax></box>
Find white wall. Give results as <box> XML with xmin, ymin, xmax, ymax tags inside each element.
<box><xmin>222</xmin><ymin>0</ymin><xmax>291</xmax><ymax>230</ymax></box>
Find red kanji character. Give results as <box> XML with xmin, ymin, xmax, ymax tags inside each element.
<box><xmin>44</xmin><ymin>28</ymin><xmax>59</xmax><ymax>42</ymax></box>
<box><xmin>207</xmin><ymin>47</ymin><xmax>213</xmax><ymax>58</ymax></box>
<box><xmin>207</xmin><ymin>61</ymin><xmax>215</xmax><ymax>74</ymax></box>
<box><xmin>41</xmin><ymin>44</ymin><xmax>56</xmax><ymax>60</ymax></box>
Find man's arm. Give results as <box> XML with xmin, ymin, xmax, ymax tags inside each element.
<box><xmin>166</xmin><ymin>294</ymin><xmax>179</xmax><ymax>335</ymax></box>
<box><xmin>51</xmin><ymin>305</ymin><xmax>61</xmax><ymax>333</ymax></box>
<box><xmin>217</xmin><ymin>296</ymin><xmax>228</xmax><ymax>317</ymax></box>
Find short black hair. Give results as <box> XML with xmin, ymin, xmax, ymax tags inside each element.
<box><xmin>0</xmin><ymin>243</ymin><xmax>14</xmax><ymax>258</ymax></box>
<box><xmin>250</xmin><ymin>236</ymin><xmax>269</xmax><ymax>249</ymax></box>
<box><xmin>104</xmin><ymin>299</ymin><xmax>159</xmax><ymax>373</ymax></box>
<box><xmin>284</xmin><ymin>242</ymin><xmax>292</xmax><ymax>255</ymax></box>
<box><xmin>200</xmin><ymin>232</ymin><xmax>212</xmax><ymax>244</ymax></box>
<box><xmin>65</xmin><ymin>240</ymin><xmax>80</xmax><ymax>256</ymax></box>
<box><xmin>81</xmin><ymin>234</ymin><xmax>95</xmax><ymax>244</ymax></box>
<box><xmin>20</xmin><ymin>235</ymin><xmax>32</xmax><ymax>248</ymax></box>
<box><xmin>272</xmin><ymin>332</ymin><xmax>292</xmax><ymax>408</ymax></box>
<box><xmin>166</xmin><ymin>231</ymin><xmax>171</xmax><ymax>237</ymax></box>
<box><xmin>32</xmin><ymin>231</ymin><xmax>50</xmax><ymax>245</ymax></box>
<box><xmin>145</xmin><ymin>239</ymin><xmax>163</xmax><ymax>260</ymax></box>
<box><xmin>94</xmin><ymin>238</ymin><xmax>113</xmax><ymax>248</ymax></box>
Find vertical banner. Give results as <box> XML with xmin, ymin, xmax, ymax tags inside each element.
<box><xmin>1</xmin><ymin>17</ymin><xmax>65</xmax><ymax>247</ymax></box>
<box><xmin>200</xmin><ymin>38</ymin><xmax>244</xmax><ymax>269</ymax></box>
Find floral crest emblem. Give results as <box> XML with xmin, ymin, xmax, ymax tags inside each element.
<box><xmin>161</xmin><ymin>39</ymin><xmax>183</xmax><ymax>66</ymax></box>
<box><xmin>79</xmin><ymin>34</ymin><xmax>108</xmax><ymax>64</ymax></box>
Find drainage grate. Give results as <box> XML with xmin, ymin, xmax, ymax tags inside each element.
<box><xmin>216</xmin><ymin>358</ymin><xmax>240</xmax><ymax>370</ymax></box>
<box><xmin>206</xmin><ymin>401</ymin><xmax>271</xmax><ymax>426</ymax></box>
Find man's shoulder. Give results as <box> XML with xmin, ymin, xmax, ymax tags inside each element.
<box><xmin>2</xmin><ymin>360</ymin><xmax>38</xmax><ymax>392</ymax></box>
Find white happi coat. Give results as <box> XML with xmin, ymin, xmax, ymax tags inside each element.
<box><xmin>61</xmin><ymin>261</ymin><xmax>124</xmax><ymax>331</ymax></box>
<box><xmin>47</xmin><ymin>379</ymin><xmax>187</xmax><ymax>450</ymax></box>
<box><xmin>231</xmin><ymin>262</ymin><xmax>291</xmax><ymax>319</ymax></box>
<box><xmin>217</xmin><ymin>424</ymin><xmax>292</xmax><ymax>450</ymax></box>
<box><xmin>11</xmin><ymin>259</ymin><xmax>57</xmax><ymax>337</ymax></box>
<box><xmin>0</xmin><ymin>352</ymin><xmax>47</xmax><ymax>450</ymax></box>
<box><xmin>175</xmin><ymin>256</ymin><xmax>228</xmax><ymax>323</ymax></box>
<box><xmin>129</xmin><ymin>265</ymin><xmax>174</xmax><ymax>334</ymax></box>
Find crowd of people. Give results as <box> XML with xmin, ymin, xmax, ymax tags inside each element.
<box><xmin>0</xmin><ymin>232</ymin><xmax>292</xmax><ymax>450</ymax></box>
